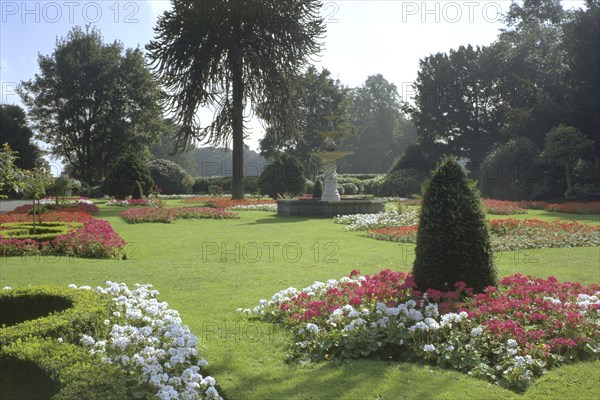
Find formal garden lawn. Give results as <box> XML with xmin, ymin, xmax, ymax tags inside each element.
<box><xmin>1</xmin><ymin>200</ymin><xmax>599</xmax><ymax>399</ymax></box>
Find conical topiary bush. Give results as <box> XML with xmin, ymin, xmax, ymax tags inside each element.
<box><xmin>412</xmin><ymin>157</ymin><xmax>497</xmax><ymax>293</ymax></box>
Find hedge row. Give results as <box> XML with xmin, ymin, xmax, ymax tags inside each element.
<box><xmin>0</xmin><ymin>286</ymin><xmax>132</xmax><ymax>399</ymax></box>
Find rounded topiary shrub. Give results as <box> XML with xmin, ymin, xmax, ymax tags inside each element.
<box><xmin>258</xmin><ymin>153</ymin><xmax>306</xmax><ymax>198</ymax></box>
<box><xmin>103</xmin><ymin>154</ymin><xmax>154</xmax><ymax>200</ymax></box>
<box><xmin>148</xmin><ymin>159</ymin><xmax>193</xmax><ymax>195</ymax></box>
<box><xmin>412</xmin><ymin>158</ymin><xmax>497</xmax><ymax>294</ymax></box>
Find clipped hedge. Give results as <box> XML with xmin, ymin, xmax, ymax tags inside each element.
<box><xmin>0</xmin><ymin>287</ymin><xmax>112</xmax><ymax>346</ymax></box>
<box><xmin>0</xmin><ymin>222</ymin><xmax>81</xmax><ymax>242</ymax></box>
<box><xmin>0</xmin><ymin>339</ymin><xmax>134</xmax><ymax>400</ymax></box>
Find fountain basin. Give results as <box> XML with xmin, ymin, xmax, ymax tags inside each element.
<box><xmin>277</xmin><ymin>198</ymin><xmax>386</xmax><ymax>217</ymax></box>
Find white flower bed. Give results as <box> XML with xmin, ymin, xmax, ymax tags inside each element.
<box><xmin>334</xmin><ymin>210</ymin><xmax>419</xmax><ymax>231</ymax></box>
<box><xmin>74</xmin><ymin>282</ymin><xmax>221</xmax><ymax>400</ymax></box>
<box><xmin>228</xmin><ymin>204</ymin><xmax>277</xmax><ymax>212</ymax></box>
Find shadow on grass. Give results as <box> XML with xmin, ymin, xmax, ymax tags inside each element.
<box><xmin>240</xmin><ymin>215</ymin><xmax>330</xmax><ymax>224</ymax></box>
<box><xmin>214</xmin><ymin>355</ymin><xmax>511</xmax><ymax>400</ymax></box>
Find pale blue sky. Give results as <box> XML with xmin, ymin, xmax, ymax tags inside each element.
<box><xmin>0</xmin><ymin>0</ymin><xmax>586</xmax><ymax>160</ymax></box>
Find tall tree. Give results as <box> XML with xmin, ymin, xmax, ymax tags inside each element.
<box><xmin>406</xmin><ymin>46</ymin><xmax>503</xmax><ymax>163</ymax></box>
<box><xmin>563</xmin><ymin>0</ymin><xmax>600</xmax><ymax>152</ymax></box>
<box><xmin>258</xmin><ymin>66</ymin><xmax>352</xmax><ymax>179</ymax></box>
<box><xmin>19</xmin><ymin>26</ymin><xmax>164</xmax><ymax>184</ymax></box>
<box><xmin>340</xmin><ymin>74</ymin><xmax>417</xmax><ymax>173</ymax></box>
<box><xmin>0</xmin><ymin>104</ymin><xmax>42</xmax><ymax>170</ymax></box>
<box><xmin>147</xmin><ymin>0</ymin><xmax>325</xmax><ymax>199</ymax></box>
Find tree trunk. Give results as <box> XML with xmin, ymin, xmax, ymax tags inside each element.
<box><xmin>565</xmin><ymin>162</ymin><xmax>573</xmax><ymax>194</ymax></box>
<box><xmin>231</xmin><ymin>51</ymin><xmax>245</xmax><ymax>200</ymax></box>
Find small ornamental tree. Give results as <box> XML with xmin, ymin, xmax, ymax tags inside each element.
<box><xmin>103</xmin><ymin>154</ymin><xmax>153</xmax><ymax>200</ymax></box>
<box><xmin>541</xmin><ymin>125</ymin><xmax>593</xmax><ymax>196</ymax></box>
<box><xmin>412</xmin><ymin>157</ymin><xmax>497</xmax><ymax>294</ymax></box>
<box><xmin>258</xmin><ymin>153</ymin><xmax>306</xmax><ymax>199</ymax></box>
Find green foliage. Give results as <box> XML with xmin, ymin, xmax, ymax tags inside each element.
<box><xmin>480</xmin><ymin>138</ymin><xmax>542</xmax><ymax>200</ymax></box>
<box><xmin>103</xmin><ymin>154</ymin><xmax>153</xmax><ymax>200</ymax></box>
<box><xmin>258</xmin><ymin>153</ymin><xmax>307</xmax><ymax>198</ymax></box>
<box><xmin>0</xmin><ymin>286</ymin><xmax>112</xmax><ymax>346</ymax></box>
<box><xmin>19</xmin><ymin>26</ymin><xmax>163</xmax><ymax>184</ymax></box>
<box><xmin>0</xmin><ymin>104</ymin><xmax>41</xmax><ymax>170</ymax></box>
<box><xmin>0</xmin><ymin>222</ymin><xmax>81</xmax><ymax>242</ymax></box>
<box><xmin>148</xmin><ymin>159</ymin><xmax>192</xmax><ymax>195</ymax></box>
<box><xmin>0</xmin><ymin>143</ymin><xmax>30</xmax><ymax>196</ymax></box>
<box><xmin>413</xmin><ymin>158</ymin><xmax>497</xmax><ymax>293</ymax></box>
<box><xmin>313</xmin><ymin>179</ymin><xmax>323</xmax><ymax>198</ymax></box>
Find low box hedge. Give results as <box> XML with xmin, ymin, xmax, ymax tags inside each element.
<box><xmin>0</xmin><ymin>338</ymin><xmax>136</xmax><ymax>400</ymax></box>
<box><xmin>0</xmin><ymin>222</ymin><xmax>81</xmax><ymax>242</ymax></box>
<box><xmin>0</xmin><ymin>286</ymin><xmax>112</xmax><ymax>346</ymax></box>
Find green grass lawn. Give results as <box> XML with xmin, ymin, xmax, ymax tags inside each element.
<box><xmin>1</xmin><ymin>202</ymin><xmax>599</xmax><ymax>399</ymax></box>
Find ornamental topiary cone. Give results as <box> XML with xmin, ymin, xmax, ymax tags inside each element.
<box><xmin>412</xmin><ymin>157</ymin><xmax>497</xmax><ymax>294</ymax></box>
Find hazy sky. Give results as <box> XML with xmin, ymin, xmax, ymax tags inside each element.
<box><xmin>0</xmin><ymin>0</ymin><xmax>586</xmax><ymax>158</ymax></box>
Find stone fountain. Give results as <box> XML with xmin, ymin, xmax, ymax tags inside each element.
<box><xmin>277</xmin><ymin>115</ymin><xmax>386</xmax><ymax>217</ymax></box>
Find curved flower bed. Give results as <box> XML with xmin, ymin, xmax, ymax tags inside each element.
<box><xmin>367</xmin><ymin>218</ymin><xmax>600</xmax><ymax>251</ymax></box>
<box><xmin>246</xmin><ymin>270</ymin><xmax>600</xmax><ymax>392</ymax></box>
<box><xmin>334</xmin><ymin>211</ymin><xmax>419</xmax><ymax>231</ymax></box>
<box><xmin>228</xmin><ymin>204</ymin><xmax>277</xmax><ymax>212</ymax></box>
<box><xmin>78</xmin><ymin>282</ymin><xmax>222</xmax><ymax>399</ymax></box>
<box><xmin>120</xmin><ymin>207</ymin><xmax>239</xmax><ymax>224</ymax></box>
<box><xmin>0</xmin><ymin>219</ymin><xmax>126</xmax><ymax>259</ymax></box>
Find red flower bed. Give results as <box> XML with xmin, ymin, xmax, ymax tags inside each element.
<box><xmin>460</xmin><ymin>274</ymin><xmax>600</xmax><ymax>366</ymax></box>
<box><xmin>483</xmin><ymin>199</ymin><xmax>527</xmax><ymax>215</ymax></box>
<box><xmin>49</xmin><ymin>219</ymin><xmax>126</xmax><ymax>259</ymax></box>
<box><xmin>516</xmin><ymin>201</ymin><xmax>549</xmax><ymax>210</ymax></box>
<box><xmin>10</xmin><ymin>202</ymin><xmax>99</xmax><ymax>215</ymax></box>
<box><xmin>367</xmin><ymin>218</ymin><xmax>600</xmax><ymax>250</ymax></box>
<box><xmin>0</xmin><ymin>211</ymin><xmax>93</xmax><ymax>224</ymax></box>
<box><xmin>544</xmin><ymin>201</ymin><xmax>600</xmax><ymax>215</ymax></box>
<box><xmin>120</xmin><ymin>207</ymin><xmax>239</xmax><ymax>223</ymax></box>
<box><xmin>1</xmin><ymin>219</ymin><xmax>126</xmax><ymax>259</ymax></box>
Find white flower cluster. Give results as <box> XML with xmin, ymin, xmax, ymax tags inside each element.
<box><xmin>75</xmin><ymin>282</ymin><xmax>221</xmax><ymax>400</ymax></box>
<box><xmin>157</xmin><ymin>195</ymin><xmax>199</xmax><ymax>199</ymax></box>
<box><xmin>334</xmin><ymin>210</ymin><xmax>419</xmax><ymax>231</ymax></box>
<box><xmin>228</xmin><ymin>204</ymin><xmax>277</xmax><ymax>212</ymax></box>
<box><xmin>105</xmin><ymin>199</ymin><xmax>133</xmax><ymax>206</ymax></box>
<box><xmin>576</xmin><ymin>292</ymin><xmax>600</xmax><ymax>310</ymax></box>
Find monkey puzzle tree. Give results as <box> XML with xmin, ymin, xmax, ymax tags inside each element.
<box><xmin>146</xmin><ymin>0</ymin><xmax>325</xmax><ymax>199</ymax></box>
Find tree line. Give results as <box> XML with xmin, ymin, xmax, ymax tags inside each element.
<box><xmin>2</xmin><ymin>0</ymin><xmax>597</xmax><ymax>200</ymax></box>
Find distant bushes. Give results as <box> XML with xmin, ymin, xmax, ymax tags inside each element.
<box><xmin>148</xmin><ymin>159</ymin><xmax>193</xmax><ymax>195</ymax></box>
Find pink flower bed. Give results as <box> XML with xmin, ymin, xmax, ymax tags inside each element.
<box><xmin>120</xmin><ymin>207</ymin><xmax>239</xmax><ymax>223</ymax></box>
<box><xmin>249</xmin><ymin>270</ymin><xmax>600</xmax><ymax>391</ymax></box>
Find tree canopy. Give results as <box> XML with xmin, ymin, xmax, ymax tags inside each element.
<box><xmin>0</xmin><ymin>104</ymin><xmax>42</xmax><ymax>170</ymax></box>
<box><xmin>147</xmin><ymin>0</ymin><xmax>325</xmax><ymax>199</ymax></box>
<box><xmin>19</xmin><ymin>26</ymin><xmax>164</xmax><ymax>184</ymax></box>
